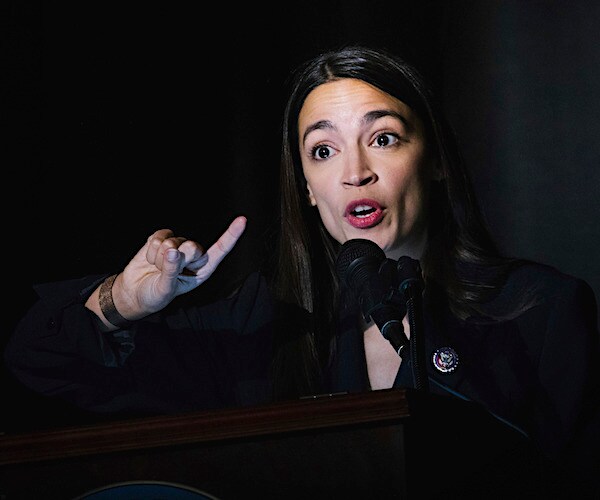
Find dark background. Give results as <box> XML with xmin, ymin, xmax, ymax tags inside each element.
<box><xmin>3</xmin><ymin>1</ymin><xmax>599</xmax><ymax>432</ymax></box>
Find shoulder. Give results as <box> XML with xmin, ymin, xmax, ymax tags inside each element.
<box><xmin>506</xmin><ymin>261</ymin><xmax>588</xmax><ymax>289</ymax></box>
<box><xmin>507</xmin><ymin>261</ymin><xmax>596</xmax><ymax>308</ymax></box>
<box><xmin>476</xmin><ymin>260</ymin><xmax>598</xmax><ymax>325</ymax></box>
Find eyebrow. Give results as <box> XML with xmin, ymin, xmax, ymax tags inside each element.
<box><xmin>301</xmin><ymin>109</ymin><xmax>410</xmax><ymax>145</ymax></box>
<box><xmin>302</xmin><ymin>120</ymin><xmax>334</xmax><ymax>145</ymax></box>
<box><xmin>363</xmin><ymin>109</ymin><xmax>410</xmax><ymax>128</ymax></box>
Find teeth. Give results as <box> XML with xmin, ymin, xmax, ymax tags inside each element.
<box><xmin>352</xmin><ymin>205</ymin><xmax>375</xmax><ymax>217</ymax></box>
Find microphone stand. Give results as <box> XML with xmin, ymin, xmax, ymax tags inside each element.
<box><xmin>397</xmin><ymin>257</ymin><xmax>429</xmax><ymax>392</ymax></box>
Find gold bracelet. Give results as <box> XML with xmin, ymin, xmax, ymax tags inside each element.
<box><xmin>98</xmin><ymin>274</ymin><xmax>134</xmax><ymax>329</ymax></box>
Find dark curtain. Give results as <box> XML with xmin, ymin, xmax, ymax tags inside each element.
<box><xmin>3</xmin><ymin>0</ymin><xmax>599</xmax><ymax>431</ymax></box>
<box><xmin>441</xmin><ymin>1</ymin><xmax>600</xmax><ymax>314</ymax></box>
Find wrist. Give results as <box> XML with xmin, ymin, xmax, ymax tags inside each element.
<box><xmin>98</xmin><ymin>274</ymin><xmax>134</xmax><ymax>329</ymax></box>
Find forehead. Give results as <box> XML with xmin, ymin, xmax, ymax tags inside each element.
<box><xmin>299</xmin><ymin>78</ymin><xmax>414</xmax><ymax>125</ymax></box>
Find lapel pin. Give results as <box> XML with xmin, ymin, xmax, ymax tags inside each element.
<box><xmin>432</xmin><ymin>346</ymin><xmax>459</xmax><ymax>373</ymax></box>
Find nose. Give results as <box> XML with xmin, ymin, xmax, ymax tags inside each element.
<box><xmin>342</xmin><ymin>148</ymin><xmax>377</xmax><ymax>187</ymax></box>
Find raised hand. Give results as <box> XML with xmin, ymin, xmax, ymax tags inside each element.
<box><xmin>89</xmin><ymin>216</ymin><xmax>247</xmax><ymax>328</ymax></box>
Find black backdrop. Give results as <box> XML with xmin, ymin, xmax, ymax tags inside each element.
<box><xmin>3</xmin><ymin>0</ymin><xmax>599</xmax><ymax>432</ymax></box>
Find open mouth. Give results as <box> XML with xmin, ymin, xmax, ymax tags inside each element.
<box><xmin>345</xmin><ymin>199</ymin><xmax>384</xmax><ymax>229</ymax></box>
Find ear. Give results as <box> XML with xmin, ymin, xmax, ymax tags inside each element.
<box><xmin>306</xmin><ymin>183</ymin><xmax>317</xmax><ymax>206</ymax></box>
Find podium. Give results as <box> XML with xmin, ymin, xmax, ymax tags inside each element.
<box><xmin>0</xmin><ymin>388</ymin><xmax>541</xmax><ymax>499</ymax></box>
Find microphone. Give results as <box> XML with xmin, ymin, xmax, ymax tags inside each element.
<box><xmin>335</xmin><ymin>239</ymin><xmax>409</xmax><ymax>356</ymax></box>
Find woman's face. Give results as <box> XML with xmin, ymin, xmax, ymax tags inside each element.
<box><xmin>298</xmin><ymin>78</ymin><xmax>439</xmax><ymax>260</ymax></box>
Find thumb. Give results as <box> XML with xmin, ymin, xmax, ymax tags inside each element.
<box><xmin>165</xmin><ymin>248</ymin><xmax>185</xmax><ymax>274</ymax></box>
<box><xmin>159</xmin><ymin>248</ymin><xmax>186</xmax><ymax>287</ymax></box>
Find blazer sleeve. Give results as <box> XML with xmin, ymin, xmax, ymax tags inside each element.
<box><xmin>3</xmin><ymin>272</ymin><xmax>274</xmax><ymax>415</ymax></box>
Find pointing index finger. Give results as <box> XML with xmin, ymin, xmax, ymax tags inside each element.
<box><xmin>203</xmin><ymin>216</ymin><xmax>247</xmax><ymax>272</ymax></box>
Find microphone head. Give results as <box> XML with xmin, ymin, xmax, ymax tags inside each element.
<box><xmin>335</xmin><ymin>238</ymin><xmax>386</xmax><ymax>286</ymax></box>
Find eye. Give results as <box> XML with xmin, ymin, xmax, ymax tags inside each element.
<box><xmin>372</xmin><ymin>133</ymin><xmax>400</xmax><ymax>148</ymax></box>
<box><xmin>310</xmin><ymin>144</ymin><xmax>336</xmax><ymax>160</ymax></box>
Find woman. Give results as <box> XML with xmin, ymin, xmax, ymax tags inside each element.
<box><xmin>5</xmin><ymin>46</ymin><xmax>599</xmax><ymax>492</ymax></box>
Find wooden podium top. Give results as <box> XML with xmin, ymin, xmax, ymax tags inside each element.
<box><xmin>0</xmin><ymin>388</ymin><xmax>541</xmax><ymax>499</ymax></box>
<box><xmin>0</xmin><ymin>388</ymin><xmax>414</xmax><ymax>466</ymax></box>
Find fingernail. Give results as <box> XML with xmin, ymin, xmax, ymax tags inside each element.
<box><xmin>167</xmin><ymin>249</ymin><xmax>179</xmax><ymax>262</ymax></box>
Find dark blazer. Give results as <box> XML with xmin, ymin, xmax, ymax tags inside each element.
<box><xmin>4</xmin><ymin>262</ymin><xmax>599</xmax><ymax>494</ymax></box>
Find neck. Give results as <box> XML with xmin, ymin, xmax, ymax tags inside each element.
<box><xmin>385</xmin><ymin>227</ymin><xmax>428</xmax><ymax>262</ymax></box>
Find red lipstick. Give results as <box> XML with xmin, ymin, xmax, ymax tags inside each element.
<box><xmin>345</xmin><ymin>199</ymin><xmax>384</xmax><ymax>229</ymax></box>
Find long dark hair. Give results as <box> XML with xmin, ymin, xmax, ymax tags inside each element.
<box><xmin>268</xmin><ymin>44</ymin><xmax>522</xmax><ymax>400</ymax></box>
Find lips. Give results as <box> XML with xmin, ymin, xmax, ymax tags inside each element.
<box><xmin>345</xmin><ymin>198</ymin><xmax>384</xmax><ymax>229</ymax></box>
